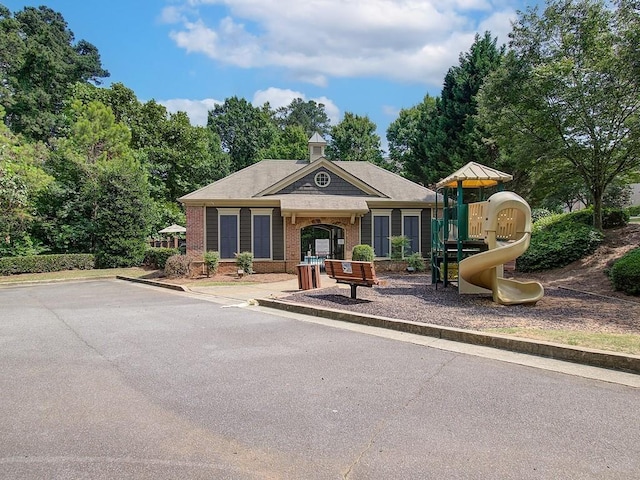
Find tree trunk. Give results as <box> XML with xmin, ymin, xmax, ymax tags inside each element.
<box><xmin>592</xmin><ymin>186</ymin><xmax>604</xmax><ymax>231</ymax></box>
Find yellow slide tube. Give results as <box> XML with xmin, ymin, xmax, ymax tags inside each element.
<box><xmin>458</xmin><ymin>191</ymin><xmax>544</xmax><ymax>305</ymax></box>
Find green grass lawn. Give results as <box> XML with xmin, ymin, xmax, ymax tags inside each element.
<box><xmin>630</xmin><ymin>216</ymin><xmax>640</xmax><ymax>224</ymax></box>
<box><xmin>0</xmin><ymin>267</ymin><xmax>149</xmax><ymax>284</ymax></box>
<box><xmin>486</xmin><ymin>327</ymin><xmax>640</xmax><ymax>355</ymax></box>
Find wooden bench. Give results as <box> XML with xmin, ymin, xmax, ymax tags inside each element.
<box><xmin>324</xmin><ymin>259</ymin><xmax>380</xmax><ymax>299</ymax></box>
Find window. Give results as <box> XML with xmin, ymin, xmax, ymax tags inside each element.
<box><xmin>373</xmin><ymin>214</ymin><xmax>390</xmax><ymax>257</ymax></box>
<box><xmin>314</xmin><ymin>171</ymin><xmax>331</xmax><ymax>188</ymax></box>
<box><xmin>253</xmin><ymin>214</ymin><xmax>271</xmax><ymax>259</ymax></box>
<box><xmin>219</xmin><ymin>213</ymin><xmax>238</xmax><ymax>259</ymax></box>
<box><xmin>403</xmin><ymin>214</ymin><xmax>420</xmax><ymax>255</ymax></box>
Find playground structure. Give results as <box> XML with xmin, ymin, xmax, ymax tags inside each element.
<box><xmin>431</xmin><ymin>162</ymin><xmax>544</xmax><ymax>305</ymax></box>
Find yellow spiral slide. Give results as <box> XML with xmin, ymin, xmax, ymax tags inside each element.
<box><xmin>458</xmin><ymin>191</ymin><xmax>544</xmax><ymax>305</ymax></box>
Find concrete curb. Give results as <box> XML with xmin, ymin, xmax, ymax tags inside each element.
<box><xmin>116</xmin><ymin>275</ymin><xmax>188</xmax><ymax>292</ymax></box>
<box><xmin>257</xmin><ymin>298</ymin><xmax>640</xmax><ymax>375</ymax></box>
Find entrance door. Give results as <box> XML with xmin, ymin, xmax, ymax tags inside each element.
<box><xmin>300</xmin><ymin>224</ymin><xmax>345</xmax><ymax>261</ymax></box>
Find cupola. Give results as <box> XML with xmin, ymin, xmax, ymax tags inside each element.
<box><xmin>308</xmin><ymin>132</ymin><xmax>326</xmax><ymax>162</ymax></box>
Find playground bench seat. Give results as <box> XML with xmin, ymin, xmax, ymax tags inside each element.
<box><xmin>324</xmin><ymin>259</ymin><xmax>380</xmax><ymax>299</ymax></box>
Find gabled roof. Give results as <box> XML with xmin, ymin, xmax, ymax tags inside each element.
<box><xmin>179</xmin><ymin>160</ymin><xmax>306</xmax><ymax>202</ymax></box>
<box><xmin>435</xmin><ymin>162</ymin><xmax>513</xmax><ymax>189</ymax></box>
<box><xmin>179</xmin><ymin>159</ymin><xmax>440</xmax><ymax>205</ymax></box>
<box><xmin>255</xmin><ymin>157</ymin><xmax>387</xmax><ymax>198</ymax></box>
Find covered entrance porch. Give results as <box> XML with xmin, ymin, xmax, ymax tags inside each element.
<box><xmin>279</xmin><ymin>195</ymin><xmax>369</xmax><ymax>273</ymax></box>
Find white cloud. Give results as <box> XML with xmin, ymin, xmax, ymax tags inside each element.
<box><xmin>159</xmin><ymin>89</ymin><xmax>340</xmax><ymax>127</ymax></box>
<box><xmin>166</xmin><ymin>0</ymin><xmax>518</xmax><ymax>87</ymax></box>
<box><xmin>158</xmin><ymin>6</ymin><xmax>184</xmax><ymax>24</ymax></box>
<box><xmin>159</xmin><ymin>98</ymin><xmax>221</xmax><ymax>126</ymax></box>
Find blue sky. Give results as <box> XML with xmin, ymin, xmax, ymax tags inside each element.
<box><xmin>4</xmin><ymin>0</ymin><xmax>537</xmax><ymax>153</ymax></box>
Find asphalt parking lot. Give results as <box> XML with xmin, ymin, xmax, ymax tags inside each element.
<box><xmin>1</xmin><ymin>279</ymin><xmax>639</xmax><ymax>479</ymax></box>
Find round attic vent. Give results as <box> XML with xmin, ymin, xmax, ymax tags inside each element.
<box><xmin>314</xmin><ymin>171</ymin><xmax>331</xmax><ymax>188</ymax></box>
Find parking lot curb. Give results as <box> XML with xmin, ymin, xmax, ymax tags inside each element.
<box><xmin>116</xmin><ymin>275</ymin><xmax>188</xmax><ymax>292</ymax></box>
<box><xmin>257</xmin><ymin>298</ymin><xmax>640</xmax><ymax>375</ymax></box>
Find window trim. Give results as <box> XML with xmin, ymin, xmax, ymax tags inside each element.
<box><xmin>251</xmin><ymin>208</ymin><xmax>273</xmax><ymax>260</ymax></box>
<box><xmin>371</xmin><ymin>209</ymin><xmax>392</xmax><ymax>259</ymax></box>
<box><xmin>218</xmin><ymin>208</ymin><xmax>240</xmax><ymax>260</ymax></box>
<box><xmin>401</xmin><ymin>210</ymin><xmax>421</xmax><ymax>257</ymax></box>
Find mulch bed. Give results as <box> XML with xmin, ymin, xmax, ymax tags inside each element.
<box><xmin>281</xmin><ymin>274</ymin><xmax>640</xmax><ymax>335</ymax></box>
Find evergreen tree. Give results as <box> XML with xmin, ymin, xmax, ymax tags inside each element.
<box><xmin>408</xmin><ymin>32</ymin><xmax>504</xmax><ymax>185</ymax></box>
<box><xmin>94</xmin><ymin>155</ymin><xmax>151</xmax><ymax>267</ymax></box>
<box><xmin>0</xmin><ymin>6</ymin><xmax>109</xmax><ymax>141</ymax></box>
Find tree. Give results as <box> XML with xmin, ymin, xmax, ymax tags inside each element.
<box><xmin>0</xmin><ymin>6</ymin><xmax>109</xmax><ymax>141</ymax></box>
<box><xmin>68</xmin><ymin>84</ymin><xmax>229</xmax><ymax>234</ymax></box>
<box><xmin>36</xmin><ymin>101</ymin><xmax>142</xmax><ymax>253</ymax></box>
<box><xmin>274</xmin><ymin>98</ymin><xmax>332</xmax><ymax>137</ymax></box>
<box><xmin>261</xmin><ymin>124</ymin><xmax>309</xmax><ymax>159</ymax></box>
<box><xmin>0</xmin><ymin>106</ymin><xmax>52</xmax><ymax>256</ymax></box>
<box><xmin>326</xmin><ymin>112</ymin><xmax>385</xmax><ymax>165</ymax></box>
<box><xmin>528</xmin><ymin>159</ymin><xmax>589</xmax><ymax>211</ymax></box>
<box><xmin>387</xmin><ymin>95</ymin><xmax>437</xmax><ymax>183</ymax></box>
<box><xmin>478</xmin><ymin>0</ymin><xmax>640</xmax><ymax>230</ymax></box>
<box><xmin>408</xmin><ymin>32</ymin><xmax>504</xmax><ymax>185</ymax></box>
<box><xmin>207</xmin><ymin>96</ymin><xmax>276</xmax><ymax>172</ymax></box>
<box><xmin>144</xmin><ymin>110</ymin><xmax>230</xmax><ymax>203</ymax></box>
<box><xmin>94</xmin><ymin>155</ymin><xmax>151</xmax><ymax>267</ymax></box>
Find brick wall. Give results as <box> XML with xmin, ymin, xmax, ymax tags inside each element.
<box><xmin>186</xmin><ymin>206</ymin><xmax>204</xmax><ymax>255</ymax></box>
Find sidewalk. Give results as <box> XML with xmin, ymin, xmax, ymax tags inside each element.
<box><xmin>186</xmin><ymin>273</ymin><xmax>345</xmax><ymax>302</ymax></box>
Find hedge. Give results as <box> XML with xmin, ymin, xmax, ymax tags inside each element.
<box><xmin>609</xmin><ymin>248</ymin><xmax>640</xmax><ymax>296</ymax></box>
<box><xmin>0</xmin><ymin>254</ymin><xmax>95</xmax><ymax>276</ymax></box>
<box><xmin>144</xmin><ymin>247</ymin><xmax>180</xmax><ymax>269</ymax></box>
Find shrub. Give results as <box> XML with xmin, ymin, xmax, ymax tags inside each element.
<box><xmin>0</xmin><ymin>254</ymin><xmax>95</xmax><ymax>276</ymax></box>
<box><xmin>204</xmin><ymin>251</ymin><xmax>220</xmax><ymax>277</ymax></box>
<box><xmin>626</xmin><ymin>205</ymin><xmax>640</xmax><ymax>216</ymax></box>
<box><xmin>144</xmin><ymin>248</ymin><xmax>179</xmax><ymax>269</ymax></box>
<box><xmin>531</xmin><ymin>208</ymin><xmax>554</xmax><ymax>223</ymax></box>
<box><xmin>406</xmin><ymin>253</ymin><xmax>426</xmax><ymax>272</ymax></box>
<box><xmin>602</xmin><ymin>208</ymin><xmax>629</xmax><ymax>229</ymax></box>
<box><xmin>546</xmin><ymin>206</ymin><xmax>629</xmax><ymax>230</ymax></box>
<box><xmin>517</xmin><ymin>213</ymin><xmax>604</xmax><ymax>272</ymax></box>
<box><xmin>235</xmin><ymin>251</ymin><xmax>254</xmax><ymax>274</ymax></box>
<box><xmin>164</xmin><ymin>254</ymin><xmax>192</xmax><ymax>278</ymax></box>
<box><xmin>609</xmin><ymin>248</ymin><xmax>640</xmax><ymax>296</ymax></box>
<box><xmin>390</xmin><ymin>236</ymin><xmax>410</xmax><ymax>260</ymax></box>
<box><xmin>352</xmin><ymin>244</ymin><xmax>375</xmax><ymax>262</ymax></box>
